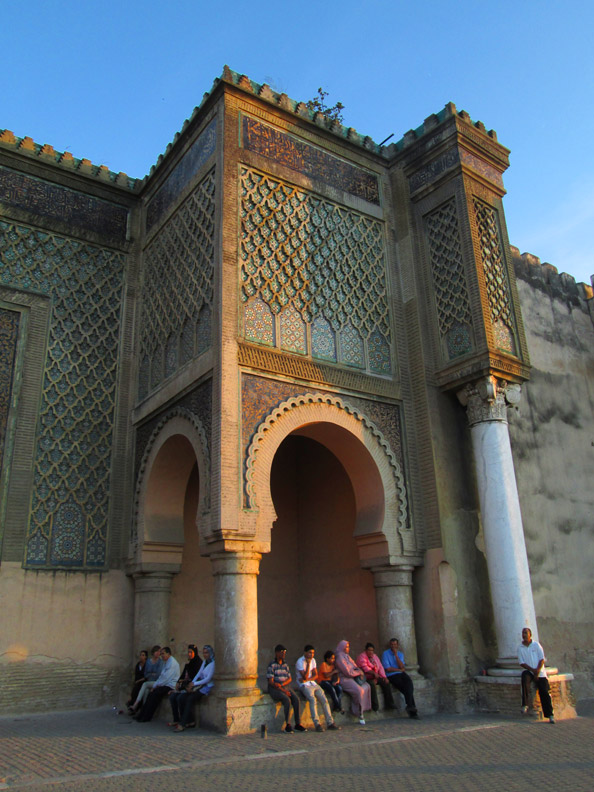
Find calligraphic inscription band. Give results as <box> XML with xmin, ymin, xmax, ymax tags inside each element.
<box><xmin>241</xmin><ymin>116</ymin><xmax>380</xmax><ymax>205</ymax></box>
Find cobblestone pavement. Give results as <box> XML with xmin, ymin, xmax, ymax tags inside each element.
<box><xmin>0</xmin><ymin>704</ymin><xmax>592</xmax><ymax>791</ymax></box>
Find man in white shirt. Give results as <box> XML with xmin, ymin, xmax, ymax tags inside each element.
<box><xmin>517</xmin><ymin>627</ymin><xmax>554</xmax><ymax>723</ymax></box>
<box><xmin>296</xmin><ymin>645</ymin><xmax>340</xmax><ymax>732</ymax></box>
<box><xmin>135</xmin><ymin>646</ymin><xmax>181</xmax><ymax>722</ymax></box>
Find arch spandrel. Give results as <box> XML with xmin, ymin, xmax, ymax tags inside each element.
<box><xmin>242</xmin><ymin>393</ymin><xmax>418</xmax><ymax>564</ymax></box>
<box><xmin>131</xmin><ymin>408</ymin><xmax>211</xmax><ymax>568</ymax></box>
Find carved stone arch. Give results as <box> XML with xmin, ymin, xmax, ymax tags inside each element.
<box><xmin>131</xmin><ymin>407</ymin><xmax>210</xmax><ymax>564</ymax></box>
<box><xmin>244</xmin><ymin>392</ymin><xmax>415</xmax><ymax>559</ymax></box>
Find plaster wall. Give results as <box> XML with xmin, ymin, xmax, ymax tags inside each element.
<box><xmin>509</xmin><ymin>271</ymin><xmax>594</xmax><ymax>698</ymax></box>
<box><xmin>168</xmin><ymin>465</ymin><xmax>215</xmax><ymax>657</ymax></box>
<box><xmin>0</xmin><ymin>563</ymin><xmax>133</xmax><ymax>712</ymax></box>
<box><xmin>257</xmin><ymin>435</ymin><xmax>377</xmax><ymax>677</ymax></box>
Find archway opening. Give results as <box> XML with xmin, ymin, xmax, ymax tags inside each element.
<box><xmin>257</xmin><ymin>430</ymin><xmax>378</xmax><ymax>675</ymax></box>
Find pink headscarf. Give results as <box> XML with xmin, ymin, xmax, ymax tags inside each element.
<box><xmin>335</xmin><ymin>640</ymin><xmax>361</xmax><ymax>678</ymax></box>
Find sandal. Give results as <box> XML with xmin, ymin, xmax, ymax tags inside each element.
<box><xmin>174</xmin><ymin>725</ymin><xmax>185</xmax><ymax>732</ymax></box>
<box><xmin>167</xmin><ymin>722</ymin><xmax>179</xmax><ymax>727</ymax></box>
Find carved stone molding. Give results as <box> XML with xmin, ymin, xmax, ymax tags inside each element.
<box><xmin>457</xmin><ymin>375</ymin><xmax>521</xmax><ymax>426</ymax></box>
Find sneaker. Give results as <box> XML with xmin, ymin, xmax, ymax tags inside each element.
<box><xmin>521</xmin><ymin>705</ymin><xmax>529</xmax><ymax>714</ymax></box>
<box><xmin>294</xmin><ymin>724</ymin><xmax>306</xmax><ymax>732</ymax></box>
<box><xmin>327</xmin><ymin>723</ymin><xmax>341</xmax><ymax>731</ymax></box>
<box><xmin>284</xmin><ymin>723</ymin><xmax>293</xmax><ymax>733</ymax></box>
<box><xmin>315</xmin><ymin>723</ymin><xmax>324</xmax><ymax>732</ymax></box>
<box><xmin>549</xmin><ymin>716</ymin><xmax>555</xmax><ymax>724</ymax></box>
<box><xmin>359</xmin><ymin>717</ymin><xmax>366</xmax><ymax>725</ymax></box>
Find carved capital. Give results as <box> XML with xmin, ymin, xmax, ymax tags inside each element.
<box><xmin>457</xmin><ymin>376</ymin><xmax>521</xmax><ymax>426</ymax></box>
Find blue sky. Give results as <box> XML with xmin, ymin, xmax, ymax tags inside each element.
<box><xmin>2</xmin><ymin>0</ymin><xmax>592</xmax><ymax>285</ymax></box>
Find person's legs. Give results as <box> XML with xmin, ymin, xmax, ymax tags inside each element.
<box><xmin>536</xmin><ymin>677</ymin><xmax>554</xmax><ymax>719</ymax></box>
<box><xmin>268</xmin><ymin>686</ymin><xmax>292</xmax><ymax>723</ymax></box>
<box><xmin>137</xmin><ymin>686</ymin><xmax>171</xmax><ymax>722</ymax></box>
<box><xmin>320</xmin><ymin>680</ymin><xmax>340</xmax><ymax>710</ymax></box>
<box><xmin>368</xmin><ymin>679</ymin><xmax>379</xmax><ymax>712</ymax></box>
<box><xmin>521</xmin><ymin>670</ymin><xmax>534</xmax><ymax>708</ymax></box>
<box><xmin>379</xmin><ymin>678</ymin><xmax>396</xmax><ymax>709</ymax></box>
<box><xmin>301</xmin><ymin>685</ymin><xmax>319</xmax><ymax>724</ymax></box>
<box><xmin>314</xmin><ymin>685</ymin><xmax>334</xmax><ymax>725</ymax></box>
<box><xmin>389</xmin><ymin>673</ymin><xmax>416</xmax><ymax>713</ymax></box>
<box><xmin>288</xmin><ymin>690</ymin><xmax>302</xmax><ymax>726</ymax></box>
<box><xmin>180</xmin><ymin>691</ymin><xmax>204</xmax><ymax>726</ymax></box>
<box><xmin>169</xmin><ymin>691</ymin><xmax>186</xmax><ymax>723</ymax></box>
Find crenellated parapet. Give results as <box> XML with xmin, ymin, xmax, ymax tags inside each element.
<box><xmin>510</xmin><ymin>245</ymin><xmax>594</xmax><ymax>310</ymax></box>
<box><xmin>0</xmin><ymin>128</ymin><xmax>138</xmax><ymax>191</ymax></box>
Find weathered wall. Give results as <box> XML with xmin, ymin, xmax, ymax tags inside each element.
<box><xmin>509</xmin><ymin>250</ymin><xmax>594</xmax><ymax>698</ymax></box>
<box><xmin>0</xmin><ymin>564</ymin><xmax>133</xmax><ymax>712</ymax></box>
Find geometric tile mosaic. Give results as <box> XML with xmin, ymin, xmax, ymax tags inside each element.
<box><xmin>239</xmin><ymin>167</ymin><xmax>392</xmax><ymax>374</ymax></box>
<box><xmin>139</xmin><ymin>170</ymin><xmax>215</xmax><ymax>398</ymax></box>
<box><xmin>0</xmin><ymin>220</ymin><xmax>126</xmax><ymax>568</ymax></box>
<box><xmin>424</xmin><ymin>198</ymin><xmax>473</xmax><ymax>360</ymax></box>
<box><xmin>473</xmin><ymin>198</ymin><xmax>516</xmax><ymax>355</ymax></box>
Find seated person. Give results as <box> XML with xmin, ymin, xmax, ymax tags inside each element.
<box><xmin>356</xmin><ymin>642</ymin><xmax>396</xmax><ymax>712</ymax></box>
<box><xmin>334</xmin><ymin>640</ymin><xmax>372</xmax><ymax>726</ymax></box>
<box><xmin>134</xmin><ymin>647</ymin><xmax>180</xmax><ymax>722</ymax></box>
<box><xmin>317</xmin><ymin>650</ymin><xmax>344</xmax><ymax>713</ymax></box>
<box><xmin>295</xmin><ymin>645</ymin><xmax>340</xmax><ymax>732</ymax></box>
<box><xmin>126</xmin><ymin>649</ymin><xmax>148</xmax><ymax>708</ymax></box>
<box><xmin>266</xmin><ymin>644</ymin><xmax>306</xmax><ymax>733</ymax></box>
<box><xmin>381</xmin><ymin>638</ymin><xmax>418</xmax><ymax>718</ymax></box>
<box><xmin>172</xmin><ymin>645</ymin><xmax>215</xmax><ymax>732</ymax></box>
<box><xmin>128</xmin><ymin>645</ymin><xmax>162</xmax><ymax>715</ymax></box>
<box><xmin>168</xmin><ymin>644</ymin><xmax>202</xmax><ymax>725</ymax></box>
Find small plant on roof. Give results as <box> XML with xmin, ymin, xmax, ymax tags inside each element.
<box><xmin>306</xmin><ymin>88</ymin><xmax>345</xmax><ymax>123</ymax></box>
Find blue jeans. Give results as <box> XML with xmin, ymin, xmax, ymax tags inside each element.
<box><xmin>320</xmin><ymin>680</ymin><xmax>343</xmax><ymax>711</ymax></box>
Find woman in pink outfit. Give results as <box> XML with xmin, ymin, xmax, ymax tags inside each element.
<box><xmin>334</xmin><ymin>640</ymin><xmax>372</xmax><ymax>724</ymax></box>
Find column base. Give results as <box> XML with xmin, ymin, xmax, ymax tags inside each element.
<box><xmin>487</xmin><ymin>661</ymin><xmax>558</xmax><ymax>677</ymax></box>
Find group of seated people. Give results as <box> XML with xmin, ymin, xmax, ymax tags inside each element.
<box><xmin>124</xmin><ymin>636</ymin><xmax>416</xmax><ymax>734</ymax></box>
<box><xmin>126</xmin><ymin>643</ymin><xmax>215</xmax><ymax>732</ymax></box>
<box><xmin>267</xmin><ymin>637</ymin><xmax>418</xmax><ymax>732</ymax></box>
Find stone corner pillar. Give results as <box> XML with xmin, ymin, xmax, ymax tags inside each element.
<box><xmin>210</xmin><ymin>546</ymin><xmax>262</xmax><ymax>697</ymax></box>
<box><xmin>370</xmin><ymin>562</ymin><xmax>421</xmax><ymax>675</ymax></box>
<box><xmin>126</xmin><ymin>562</ymin><xmax>181</xmax><ymax>652</ymax></box>
<box><xmin>457</xmin><ymin>376</ymin><xmax>537</xmax><ymax>673</ymax></box>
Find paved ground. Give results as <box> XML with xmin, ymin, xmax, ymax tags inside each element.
<box><xmin>0</xmin><ymin>702</ymin><xmax>593</xmax><ymax>791</ymax></box>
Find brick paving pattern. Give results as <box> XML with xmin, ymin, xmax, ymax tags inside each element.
<box><xmin>0</xmin><ymin>706</ymin><xmax>592</xmax><ymax>791</ymax></box>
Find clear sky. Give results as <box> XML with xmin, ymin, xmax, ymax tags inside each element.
<box><xmin>2</xmin><ymin>0</ymin><xmax>593</xmax><ymax>285</ymax></box>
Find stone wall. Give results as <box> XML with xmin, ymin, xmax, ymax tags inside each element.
<box><xmin>509</xmin><ymin>248</ymin><xmax>594</xmax><ymax>699</ymax></box>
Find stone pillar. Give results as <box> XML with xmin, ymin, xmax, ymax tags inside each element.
<box><xmin>372</xmin><ymin>564</ymin><xmax>419</xmax><ymax>673</ymax></box>
<box><xmin>211</xmin><ymin>549</ymin><xmax>261</xmax><ymax>693</ymax></box>
<box><xmin>132</xmin><ymin>570</ymin><xmax>176</xmax><ymax>651</ymax></box>
<box><xmin>458</xmin><ymin>376</ymin><xmax>537</xmax><ymax>671</ymax></box>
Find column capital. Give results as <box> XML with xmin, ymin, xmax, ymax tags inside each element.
<box><xmin>370</xmin><ymin>564</ymin><xmax>415</xmax><ymax>588</ymax></box>
<box><xmin>457</xmin><ymin>376</ymin><xmax>521</xmax><ymax>426</ymax></box>
<box><xmin>210</xmin><ymin>549</ymin><xmax>262</xmax><ymax>577</ymax></box>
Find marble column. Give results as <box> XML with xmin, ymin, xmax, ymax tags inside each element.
<box><xmin>458</xmin><ymin>376</ymin><xmax>538</xmax><ymax>671</ymax></box>
<box><xmin>211</xmin><ymin>549</ymin><xmax>261</xmax><ymax>694</ymax></box>
<box><xmin>371</xmin><ymin>564</ymin><xmax>419</xmax><ymax>673</ymax></box>
<box><xmin>132</xmin><ymin>570</ymin><xmax>176</xmax><ymax>650</ymax></box>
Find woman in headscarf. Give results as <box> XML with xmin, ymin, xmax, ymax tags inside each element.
<box><xmin>334</xmin><ymin>640</ymin><xmax>372</xmax><ymax>725</ymax></box>
<box><xmin>172</xmin><ymin>645</ymin><xmax>215</xmax><ymax>732</ymax></box>
<box><xmin>167</xmin><ymin>644</ymin><xmax>202</xmax><ymax>725</ymax></box>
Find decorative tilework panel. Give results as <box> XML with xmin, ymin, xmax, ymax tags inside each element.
<box><xmin>311</xmin><ymin>317</ymin><xmax>336</xmax><ymax>362</ymax></box>
<box><xmin>240</xmin><ymin>166</ymin><xmax>392</xmax><ymax>374</ymax></box>
<box><xmin>244</xmin><ymin>298</ymin><xmax>274</xmax><ymax>346</ymax></box>
<box><xmin>140</xmin><ymin>170</ymin><xmax>215</xmax><ymax>397</ymax></box>
<box><xmin>367</xmin><ymin>328</ymin><xmax>391</xmax><ymax>375</ymax></box>
<box><xmin>0</xmin><ymin>220</ymin><xmax>126</xmax><ymax>568</ymax></box>
<box><xmin>146</xmin><ymin>119</ymin><xmax>216</xmax><ymax>233</ymax></box>
<box><xmin>242</xmin><ymin>116</ymin><xmax>380</xmax><ymax>205</ymax></box>
<box><xmin>0</xmin><ymin>166</ymin><xmax>129</xmax><ymax>243</ymax></box>
<box><xmin>0</xmin><ymin>307</ymin><xmax>20</xmax><ymax>474</ymax></box>
<box><xmin>339</xmin><ymin>323</ymin><xmax>364</xmax><ymax>368</ymax></box>
<box><xmin>424</xmin><ymin>198</ymin><xmax>473</xmax><ymax>360</ymax></box>
<box><xmin>280</xmin><ymin>305</ymin><xmax>306</xmax><ymax>354</ymax></box>
<box><xmin>472</xmin><ymin>198</ymin><xmax>516</xmax><ymax>354</ymax></box>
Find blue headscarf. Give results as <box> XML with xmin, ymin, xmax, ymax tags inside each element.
<box><xmin>203</xmin><ymin>645</ymin><xmax>215</xmax><ymax>665</ymax></box>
